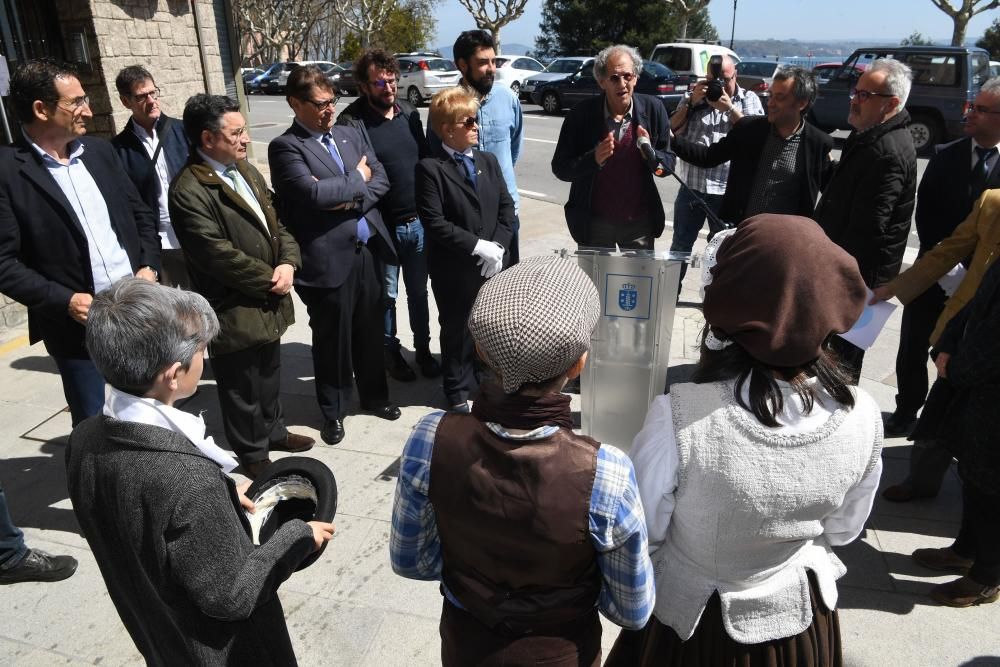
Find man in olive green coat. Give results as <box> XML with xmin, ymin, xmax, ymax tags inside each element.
<box><xmin>169</xmin><ymin>94</ymin><xmax>314</xmax><ymax>478</ymax></box>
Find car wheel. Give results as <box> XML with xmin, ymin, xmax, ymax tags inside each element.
<box><xmin>510</xmin><ymin>81</ymin><xmax>520</xmax><ymax>95</ymax></box>
<box><xmin>541</xmin><ymin>90</ymin><xmax>560</xmax><ymax>115</ymax></box>
<box><xmin>407</xmin><ymin>86</ymin><xmax>423</xmax><ymax>107</ymax></box>
<box><xmin>908</xmin><ymin>112</ymin><xmax>941</xmax><ymax>157</ymax></box>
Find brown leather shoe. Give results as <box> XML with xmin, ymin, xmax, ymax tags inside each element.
<box><xmin>272</xmin><ymin>433</ymin><xmax>315</xmax><ymax>453</ymax></box>
<box><xmin>882</xmin><ymin>483</ymin><xmax>937</xmax><ymax>503</ymax></box>
<box><xmin>912</xmin><ymin>546</ymin><xmax>974</xmax><ymax>574</ymax></box>
<box><xmin>929</xmin><ymin>576</ymin><xmax>1000</xmax><ymax>608</ymax></box>
<box><xmin>242</xmin><ymin>459</ymin><xmax>272</xmax><ymax>480</ymax></box>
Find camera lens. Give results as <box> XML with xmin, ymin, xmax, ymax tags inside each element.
<box><xmin>706</xmin><ymin>79</ymin><xmax>723</xmax><ymax>102</ymax></box>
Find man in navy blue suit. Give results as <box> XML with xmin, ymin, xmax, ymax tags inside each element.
<box><xmin>268</xmin><ymin>65</ymin><xmax>401</xmax><ymax>446</ymax></box>
<box><xmin>0</xmin><ymin>59</ymin><xmax>160</xmax><ymax>427</ymax></box>
<box><xmin>112</xmin><ymin>65</ymin><xmax>191</xmax><ymax>288</ymax></box>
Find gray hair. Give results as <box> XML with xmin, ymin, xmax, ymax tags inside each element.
<box><xmin>773</xmin><ymin>66</ymin><xmax>818</xmax><ymax>113</ymax></box>
<box><xmin>593</xmin><ymin>45</ymin><xmax>642</xmax><ymax>79</ymax></box>
<box><xmin>869</xmin><ymin>58</ymin><xmax>913</xmax><ymax>106</ymax></box>
<box><xmin>86</xmin><ymin>278</ymin><xmax>220</xmax><ymax>395</ymax></box>
<box><xmin>981</xmin><ymin>77</ymin><xmax>1000</xmax><ymax>97</ymax></box>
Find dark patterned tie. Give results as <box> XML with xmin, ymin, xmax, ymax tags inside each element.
<box><xmin>970</xmin><ymin>145</ymin><xmax>997</xmax><ymax>203</ymax></box>
<box><xmin>322</xmin><ymin>134</ymin><xmax>370</xmax><ymax>243</ymax></box>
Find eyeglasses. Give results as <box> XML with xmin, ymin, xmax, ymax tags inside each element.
<box><xmin>303</xmin><ymin>96</ymin><xmax>337</xmax><ymax>111</ymax></box>
<box><xmin>371</xmin><ymin>78</ymin><xmax>397</xmax><ymax>89</ymax></box>
<box><xmin>456</xmin><ymin>117</ymin><xmax>477</xmax><ymax>129</ymax></box>
<box><xmin>607</xmin><ymin>72</ymin><xmax>635</xmax><ymax>84</ymax></box>
<box><xmin>130</xmin><ymin>88</ymin><xmax>161</xmax><ymax>103</ymax></box>
<box><xmin>850</xmin><ymin>88</ymin><xmax>895</xmax><ymax>102</ymax></box>
<box><xmin>56</xmin><ymin>95</ymin><xmax>90</xmax><ymax>112</ymax></box>
<box><xmin>221</xmin><ymin>126</ymin><xmax>249</xmax><ymax>141</ymax></box>
<box><xmin>967</xmin><ymin>104</ymin><xmax>1000</xmax><ymax>115</ymax></box>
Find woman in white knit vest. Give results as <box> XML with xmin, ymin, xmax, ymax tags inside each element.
<box><xmin>606</xmin><ymin>214</ymin><xmax>884</xmax><ymax>667</ymax></box>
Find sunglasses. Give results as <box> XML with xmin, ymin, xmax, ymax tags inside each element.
<box><xmin>850</xmin><ymin>88</ymin><xmax>895</xmax><ymax>102</ymax></box>
<box><xmin>967</xmin><ymin>104</ymin><xmax>1000</xmax><ymax>115</ymax></box>
<box><xmin>456</xmin><ymin>116</ymin><xmax>478</xmax><ymax>129</ymax></box>
<box><xmin>607</xmin><ymin>72</ymin><xmax>635</xmax><ymax>84</ymax></box>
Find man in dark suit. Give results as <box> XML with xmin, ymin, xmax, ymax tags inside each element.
<box><xmin>880</xmin><ymin>78</ymin><xmax>1000</xmax><ymax>501</ymax></box>
<box><xmin>111</xmin><ymin>65</ymin><xmax>191</xmax><ymax>288</ymax></box>
<box><xmin>0</xmin><ymin>59</ymin><xmax>160</xmax><ymax>426</ymax></box>
<box><xmin>268</xmin><ymin>65</ymin><xmax>401</xmax><ymax>446</ymax></box>
<box><xmin>552</xmin><ymin>45</ymin><xmax>673</xmax><ymax>249</ymax></box>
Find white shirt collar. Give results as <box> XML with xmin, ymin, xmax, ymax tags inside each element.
<box><xmin>442</xmin><ymin>143</ymin><xmax>474</xmax><ymax>160</ymax></box>
<box><xmin>22</xmin><ymin>128</ymin><xmax>84</xmax><ymax>163</ymax></box>
<box><xmin>196</xmin><ymin>148</ymin><xmax>233</xmax><ymax>177</ymax></box>
<box><xmin>103</xmin><ymin>386</ymin><xmax>239</xmax><ymax>472</ymax></box>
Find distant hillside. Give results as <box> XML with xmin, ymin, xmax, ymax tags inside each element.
<box><xmin>732</xmin><ymin>37</ymin><xmax>988</xmax><ymax>59</ymax></box>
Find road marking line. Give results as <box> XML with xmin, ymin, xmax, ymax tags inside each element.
<box><xmin>525</xmin><ymin>137</ymin><xmax>557</xmax><ymax>144</ymax></box>
<box><xmin>0</xmin><ymin>334</ymin><xmax>29</xmax><ymax>357</ymax></box>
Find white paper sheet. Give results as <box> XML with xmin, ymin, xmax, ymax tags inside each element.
<box><xmin>836</xmin><ymin>289</ymin><xmax>897</xmax><ymax>350</ymax></box>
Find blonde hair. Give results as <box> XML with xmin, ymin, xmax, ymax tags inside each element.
<box><xmin>429</xmin><ymin>88</ymin><xmax>479</xmax><ymax>138</ymax></box>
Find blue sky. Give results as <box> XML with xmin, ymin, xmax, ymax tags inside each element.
<box><xmin>432</xmin><ymin>0</ymin><xmax>1000</xmax><ymax>51</ymax></box>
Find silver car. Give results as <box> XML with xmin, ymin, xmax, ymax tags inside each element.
<box><xmin>396</xmin><ymin>54</ymin><xmax>462</xmax><ymax>106</ymax></box>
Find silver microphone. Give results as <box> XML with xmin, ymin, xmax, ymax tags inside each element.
<box><xmin>637</xmin><ymin>135</ymin><xmax>666</xmax><ymax>177</ymax></box>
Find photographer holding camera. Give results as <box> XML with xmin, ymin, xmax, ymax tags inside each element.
<box><xmin>668</xmin><ymin>55</ymin><xmax>764</xmax><ymax>289</ymax></box>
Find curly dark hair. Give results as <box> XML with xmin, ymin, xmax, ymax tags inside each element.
<box><xmin>9</xmin><ymin>58</ymin><xmax>78</xmax><ymax>123</ymax></box>
<box><xmin>353</xmin><ymin>49</ymin><xmax>400</xmax><ymax>84</ymax></box>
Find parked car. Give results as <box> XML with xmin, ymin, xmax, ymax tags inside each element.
<box><xmin>337</xmin><ymin>62</ymin><xmax>356</xmax><ymax>95</ymax></box>
<box><xmin>991</xmin><ymin>60</ymin><xmax>1000</xmax><ymax>79</ymax></box>
<box><xmin>241</xmin><ymin>67</ymin><xmax>264</xmax><ymax>94</ymax></box>
<box><xmin>526</xmin><ymin>57</ymin><xmax>689</xmax><ymax>114</ymax></box>
<box><xmin>812</xmin><ymin>61</ymin><xmax>867</xmax><ymax>84</ymax></box>
<box><xmin>521</xmin><ymin>57</ymin><xmax>593</xmax><ymax>106</ymax></box>
<box><xmin>648</xmin><ymin>41</ymin><xmax>740</xmax><ymax>83</ymax></box>
<box><xmin>297</xmin><ymin>60</ymin><xmax>344</xmax><ymax>91</ymax></box>
<box><xmin>493</xmin><ymin>55</ymin><xmax>546</xmax><ymax>96</ymax></box>
<box><xmin>245</xmin><ymin>62</ymin><xmax>278</xmax><ymax>94</ymax></box>
<box><xmin>735</xmin><ymin>58</ymin><xmax>781</xmax><ymax>102</ymax></box>
<box><xmin>259</xmin><ymin>62</ymin><xmax>300</xmax><ymax>94</ymax></box>
<box><xmin>395</xmin><ymin>53</ymin><xmax>461</xmax><ymax>106</ymax></box>
<box><xmin>808</xmin><ymin>45</ymin><xmax>993</xmax><ymax>155</ymax></box>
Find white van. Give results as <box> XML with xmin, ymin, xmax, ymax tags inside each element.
<box><xmin>648</xmin><ymin>41</ymin><xmax>740</xmax><ymax>81</ymax></box>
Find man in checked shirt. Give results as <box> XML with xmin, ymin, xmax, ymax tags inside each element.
<box><xmin>390</xmin><ymin>256</ymin><xmax>654</xmax><ymax>666</ymax></box>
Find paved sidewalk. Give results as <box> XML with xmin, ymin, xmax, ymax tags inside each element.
<box><xmin>0</xmin><ymin>195</ymin><xmax>998</xmax><ymax>666</ymax></box>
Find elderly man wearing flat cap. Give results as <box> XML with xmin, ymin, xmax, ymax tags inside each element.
<box><xmin>390</xmin><ymin>256</ymin><xmax>654</xmax><ymax>666</ymax></box>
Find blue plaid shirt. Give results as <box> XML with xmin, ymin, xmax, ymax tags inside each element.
<box><xmin>390</xmin><ymin>411</ymin><xmax>655</xmax><ymax>629</ymax></box>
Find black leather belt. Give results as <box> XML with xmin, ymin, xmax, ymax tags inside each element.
<box><xmin>395</xmin><ymin>216</ymin><xmax>418</xmax><ymax>226</ymax></box>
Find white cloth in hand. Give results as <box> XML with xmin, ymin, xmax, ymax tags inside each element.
<box><xmin>937</xmin><ymin>263</ymin><xmax>967</xmax><ymax>298</ymax></box>
<box><xmin>472</xmin><ymin>240</ymin><xmax>504</xmax><ymax>278</ymax></box>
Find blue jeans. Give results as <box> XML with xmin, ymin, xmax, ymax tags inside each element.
<box><xmin>383</xmin><ymin>219</ymin><xmax>431</xmax><ymax>352</ymax></box>
<box><xmin>53</xmin><ymin>356</ymin><xmax>105</xmax><ymax>427</ymax></box>
<box><xmin>669</xmin><ymin>188</ymin><xmax>726</xmax><ymax>287</ymax></box>
<box><xmin>0</xmin><ymin>484</ymin><xmax>27</xmax><ymax>568</ymax></box>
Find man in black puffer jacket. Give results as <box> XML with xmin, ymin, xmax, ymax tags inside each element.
<box><xmin>816</xmin><ymin>58</ymin><xmax>917</xmax><ymax>379</ymax></box>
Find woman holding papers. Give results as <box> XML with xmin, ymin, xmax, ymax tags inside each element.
<box><xmin>607</xmin><ymin>215</ymin><xmax>883</xmax><ymax>667</ymax></box>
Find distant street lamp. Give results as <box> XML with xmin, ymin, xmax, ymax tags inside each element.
<box><xmin>729</xmin><ymin>0</ymin><xmax>737</xmax><ymax>50</ymax></box>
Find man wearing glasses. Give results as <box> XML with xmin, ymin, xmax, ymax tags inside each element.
<box><xmin>552</xmin><ymin>44</ymin><xmax>673</xmax><ymax>250</ymax></box>
<box><xmin>0</xmin><ymin>59</ymin><xmax>160</xmax><ymax>427</ymax></box>
<box><xmin>815</xmin><ymin>58</ymin><xmax>918</xmax><ymax>382</ymax></box>
<box><xmin>269</xmin><ymin>65</ymin><xmax>401</xmax><ymax>448</ymax></box>
<box><xmin>337</xmin><ymin>49</ymin><xmax>441</xmax><ymax>384</ymax></box>
<box><xmin>112</xmin><ymin>65</ymin><xmax>191</xmax><ymax>288</ymax></box>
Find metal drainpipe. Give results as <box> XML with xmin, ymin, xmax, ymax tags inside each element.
<box><xmin>191</xmin><ymin>0</ymin><xmax>213</xmax><ymax>94</ymax></box>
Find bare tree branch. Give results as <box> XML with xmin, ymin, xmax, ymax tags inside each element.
<box><xmin>332</xmin><ymin>0</ymin><xmax>399</xmax><ymax>48</ymax></box>
<box><xmin>928</xmin><ymin>0</ymin><xmax>1000</xmax><ymax>45</ymax></box>
<box><xmin>456</xmin><ymin>0</ymin><xmax>528</xmax><ymax>54</ymax></box>
<box><xmin>663</xmin><ymin>0</ymin><xmax>711</xmax><ymax>40</ymax></box>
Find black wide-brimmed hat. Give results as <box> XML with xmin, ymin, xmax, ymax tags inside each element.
<box><xmin>244</xmin><ymin>457</ymin><xmax>337</xmax><ymax>570</ymax></box>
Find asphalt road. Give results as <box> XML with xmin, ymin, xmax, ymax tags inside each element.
<box><xmin>244</xmin><ymin>92</ymin><xmax>927</xmax><ymax>264</ymax></box>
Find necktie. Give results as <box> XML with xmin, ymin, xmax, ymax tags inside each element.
<box><xmin>970</xmin><ymin>145</ymin><xmax>997</xmax><ymax>202</ymax></box>
<box><xmin>223</xmin><ymin>166</ymin><xmax>268</xmax><ymax>231</ymax></box>
<box><xmin>322</xmin><ymin>134</ymin><xmax>370</xmax><ymax>244</ymax></box>
<box><xmin>455</xmin><ymin>152</ymin><xmax>477</xmax><ymax>190</ymax></box>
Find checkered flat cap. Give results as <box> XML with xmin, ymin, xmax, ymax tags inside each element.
<box><xmin>469</xmin><ymin>256</ymin><xmax>600</xmax><ymax>394</ymax></box>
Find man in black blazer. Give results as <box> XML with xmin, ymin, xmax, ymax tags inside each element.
<box><xmin>880</xmin><ymin>79</ymin><xmax>1000</xmax><ymax>500</ymax></box>
<box><xmin>111</xmin><ymin>65</ymin><xmax>191</xmax><ymax>288</ymax></box>
<box><xmin>0</xmin><ymin>60</ymin><xmax>160</xmax><ymax>426</ymax></box>
<box><xmin>268</xmin><ymin>65</ymin><xmax>401</xmax><ymax>446</ymax></box>
<box><xmin>552</xmin><ymin>45</ymin><xmax>673</xmax><ymax>249</ymax></box>
<box><xmin>671</xmin><ymin>66</ymin><xmax>834</xmax><ymax>226</ymax></box>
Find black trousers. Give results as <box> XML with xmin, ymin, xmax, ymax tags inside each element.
<box><xmin>953</xmin><ymin>484</ymin><xmax>1000</xmax><ymax>587</ymax></box>
<box><xmin>893</xmin><ymin>284</ymin><xmax>947</xmax><ymax>417</ymax></box>
<box><xmin>210</xmin><ymin>339</ymin><xmax>287</xmax><ymax>465</ymax></box>
<box><xmin>430</xmin><ymin>268</ymin><xmax>485</xmax><ymax>406</ymax></box>
<box><xmin>296</xmin><ymin>246</ymin><xmax>389</xmax><ymax>422</ymax></box>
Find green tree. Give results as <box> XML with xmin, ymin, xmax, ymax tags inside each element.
<box><xmin>901</xmin><ymin>30</ymin><xmax>934</xmax><ymax>45</ymax></box>
<box><xmin>373</xmin><ymin>0</ymin><xmax>438</xmax><ymax>52</ymax></box>
<box><xmin>976</xmin><ymin>16</ymin><xmax>1000</xmax><ymax>58</ymax></box>
<box><xmin>341</xmin><ymin>32</ymin><xmax>363</xmax><ymax>61</ymax></box>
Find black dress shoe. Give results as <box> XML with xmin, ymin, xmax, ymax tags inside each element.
<box><xmin>242</xmin><ymin>459</ymin><xmax>272</xmax><ymax>480</ymax></box>
<box><xmin>0</xmin><ymin>548</ymin><xmax>78</xmax><ymax>585</ymax></box>
<box><xmin>415</xmin><ymin>349</ymin><xmax>442</xmax><ymax>378</ymax></box>
<box><xmin>883</xmin><ymin>412</ymin><xmax>916</xmax><ymax>437</ymax></box>
<box><xmin>385</xmin><ymin>348</ymin><xmax>416</xmax><ymax>382</ymax></box>
<box><xmin>271</xmin><ymin>433</ymin><xmax>315</xmax><ymax>453</ymax></box>
<box><xmin>321</xmin><ymin>419</ymin><xmax>345</xmax><ymax>445</ymax></box>
<box><xmin>365</xmin><ymin>404</ymin><xmax>402</xmax><ymax>421</ymax></box>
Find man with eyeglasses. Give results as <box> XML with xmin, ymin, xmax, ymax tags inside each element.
<box><xmin>112</xmin><ymin>65</ymin><xmax>191</xmax><ymax>288</ymax></box>
<box><xmin>170</xmin><ymin>93</ymin><xmax>315</xmax><ymax>479</ymax></box>
<box><xmin>667</xmin><ymin>55</ymin><xmax>764</xmax><ymax>288</ymax></box>
<box><xmin>337</xmin><ymin>49</ymin><xmax>441</xmax><ymax>384</ymax></box>
<box><xmin>870</xmin><ymin>78</ymin><xmax>1000</xmax><ymax>504</ymax></box>
<box><xmin>815</xmin><ymin>58</ymin><xmax>918</xmax><ymax>382</ymax></box>
<box><xmin>552</xmin><ymin>44</ymin><xmax>673</xmax><ymax>249</ymax></box>
<box><xmin>0</xmin><ymin>59</ymin><xmax>160</xmax><ymax>428</ymax></box>
<box><xmin>269</xmin><ymin>64</ymin><xmax>401</xmax><ymax>448</ymax></box>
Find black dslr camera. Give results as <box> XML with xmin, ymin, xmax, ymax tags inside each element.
<box><xmin>706</xmin><ymin>55</ymin><xmax>724</xmax><ymax>102</ymax></box>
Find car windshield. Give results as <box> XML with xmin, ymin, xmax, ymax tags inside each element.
<box><xmin>495</xmin><ymin>57</ymin><xmax>510</xmax><ymax>67</ymax></box>
<box><xmin>642</xmin><ymin>61</ymin><xmax>675</xmax><ymax>78</ymax></box>
<box><xmin>547</xmin><ymin>59</ymin><xmax>584</xmax><ymax>73</ymax></box>
<box><xmin>651</xmin><ymin>48</ymin><xmax>691</xmax><ymax>72</ymax></box>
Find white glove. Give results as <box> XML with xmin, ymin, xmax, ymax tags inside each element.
<box><xmin>472</xmin><ymin>240</ymin><xmax>504</xmax><ymax>278</ymax></box>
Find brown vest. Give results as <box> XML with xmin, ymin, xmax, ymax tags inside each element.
<box><xmin>429</xmin><ymin>413</ymin><xmax>602</xmax><ymax>632</ymax></box>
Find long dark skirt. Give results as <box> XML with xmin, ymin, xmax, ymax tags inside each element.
<box><xmin>605</xmin><ymin>573</ymin><xmax>842</xmax><ymax>667</ymax></box>
<box><xmin>440</xmin><ymin>600</ymin><xmax>602</xmax><ymax>667</ymax></box>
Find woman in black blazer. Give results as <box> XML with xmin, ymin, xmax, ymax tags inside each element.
<box><xmin>415</xmin><ymin>88</ymin><xmax>515</xmax><ymax>411</ymax></box>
